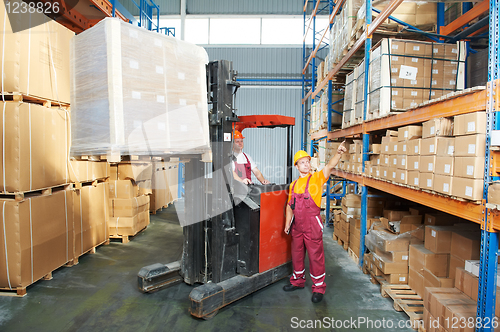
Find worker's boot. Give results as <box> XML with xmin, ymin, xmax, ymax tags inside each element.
<box><xmin>283</xmin><ymin>284</ymin><xmax>304</xmax><ymax>292</ymax></box>
<box><xmin>311</xmin><ymin>292</ymin><xmax>323</xmax><ymax>303</ymax></box>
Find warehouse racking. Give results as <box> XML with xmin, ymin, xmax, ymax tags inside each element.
<box><xmin>302</xmin><ymin>0</ymin><xmax>499</xmax><ymax>327</ymax></box>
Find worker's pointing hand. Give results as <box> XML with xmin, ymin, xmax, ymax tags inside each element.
<box><xmin>337</xmin><ymin>140</ymin><xmax>347</xmax><ymax>155</ymax></box>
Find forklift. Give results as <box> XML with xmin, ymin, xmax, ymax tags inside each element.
<box><xmin>138</xmin><ymin>60</ymin><xmax>296</xmax><ymax>319</ymax></box>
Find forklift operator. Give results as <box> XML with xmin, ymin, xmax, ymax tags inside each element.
<box><xmin>232</xmin><ymin>130</ymin><xmax>270</xmax><ymax>185</ymax></box>
<box><xmin>283</xmin><ymin>141</ymin><xmax>347</xmax><ymax>303</ymax></box>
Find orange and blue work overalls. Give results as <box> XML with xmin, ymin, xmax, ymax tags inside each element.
<box><xmin>288</xmin><ymin>174</ymin><xmax>326</xmax><ymax>294</ymax></box>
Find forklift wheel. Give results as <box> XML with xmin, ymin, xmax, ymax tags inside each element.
<box><xmin>202</xmin><ymin>310</ymin><xmax>219</xmax><ymax>320</ymax></box>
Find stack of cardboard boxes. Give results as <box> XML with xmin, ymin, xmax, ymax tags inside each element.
<box><xmin>150</xmin><ymin>161</ymin><xmax>179</xmax><ymax>213</ymax></box>
<box><xmin>310</xmin><ymin>91</ymin><xmax>344</xmax><ymax>134</ymax></box>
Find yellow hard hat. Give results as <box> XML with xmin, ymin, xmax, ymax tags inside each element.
<box><xmin>294</xmin><ymin>150</ymin><xmax>311</xmax><ymax>165</ymax></box>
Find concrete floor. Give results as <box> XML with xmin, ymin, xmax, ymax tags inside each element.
<box><xmin>0</xmin><ymin>204</ymin><xmax>414</xmax><ymax>332</ymax></box>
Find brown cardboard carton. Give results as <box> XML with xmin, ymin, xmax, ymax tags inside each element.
<box><xmin>369</xmin><ymin>229</ymin><xmax>411</xmax><ymax>252</ymax></box>
<box><xmin>453</xmin><ymin>112</ymin><xmax>487</xmax><ymax>136</ymax></box>
<box><xmin>420</xmin><ymin>173</ymin><xmax>434</xmax><ymax>190</ymax></box>
<box><xmin>137</xmin><ymin>179</ymin><xmax>152</xmax><ymax>196</ymax></box>
<box><xmin>109</xmin><ymin>180</ymin><xmax>138</xmax><ymax>199</ymax></box>
<box><xmin>383</xmin><ymin>273</ymin><xmax>408</xmax><ymax>284</ymax></box>
<box><xmin>372</xmin><ymin>252</ymin><xmax>408</xmax><ymax>274</ymax></box>
<box><xmin>389</xmin><ymin>141</ymin><xmax>398</xmax><ymax>155</ymax></box>
<box><xmin>342</xmin><ymin>194</ymin><xmax>361</xmax><ymax>207</ymax></box>
<box><xmin>423</xmin><ymin>268</ymin><xmax>454</xmax><ymax>288</ymax></box>
<box><xmin>109</xmin><ymin>210</ymin><xmax>150</xmax><ymax>237</ymax></box>
<box><xmin>0</xmin><ymin>190</ymin><xmax>73</xmax><ymax>289</ymax></box>
<box><xmin>424</xmin><ymin>213</ymin><xmax>460</xmax><ymax>226</ymax></box>
<box><xmin>389</xmin><ymin>167</ymin><xmax>398</xmax><ymax>181</ymax></box>
<box><xmin>422</xmin><ymin>118</ymin><xmax>453</xmax><ymax>138</ymax></box>
<box><xmin>375</xmin><ymin>247</ymin><xmax>409</xmax><ymax>264</ymax></box>
<box><xmin>110</xmin><ymin>195</ymin><xmax>149</xmax><ymax>218</ymax></box>
<box><xmin>421</xmin><ymin>137</ymin><xmax>438</xmax><ymax>155</ymax></box>
<box><xmin>408</xmin><ymin>171</ymin><xmax>419</xmax><ymax>187</ymax></box>
<box><xmin>380</xmin><ymin>166</ymin><xmax>389</xmax><ymax>180</ymax></box>
<box><xmin>398</xmin><ymin>141</ymin><xmax>409</xmax><ymax>155</ymax></box>
<box><xmin>0</xmin><ymin>2</ymin><xmax>73</xmax><ymax>103</ymax></box>
<box><xmin>397</xmin><ymin>155</ymin><xmax>408</xmax><ymax>169</ymax></box>
<box><xmin>0</xmin><ymin>102</ymin><xmax>69</xmax><ymax>193</ymax></box>
<box><xmin>411</xmin><ymin>224</ymin><xmax>425</xmax><ymax>242</ymax></box>
<box><xmin>407</xmin><ymin>156</ymin><xmax>420</xmax><ymax>171</ymax></box>
<box><xmin>381</xmin><ymin>154</ymin><xmax>390</xmax><ymax>166</ymax></box>
<box><xmin>454</xmin><ymin>134</ymin><xmax>486</xmax><ymax>157</ymax></box>
<box><xmin>409</xmin><ymin>244</ymin><xmax>449</xmax><ymax>277</ymax></box>
<box><xmin>72</xmin><ymin>182</ymin><xmax>109</xmax><ymax>258</ymax></box>
<box><xmin>383</xmin><ymin>210</ymin><xmax>411</xmax><ymax>222</ymax></box>
<box><xmin>449</xmin><ymin>255</ymin><xmax>465</xmax><ymax>279</ymax></box>
<box><xmin>424</xmin><ymin>226</ymin><xmax>456</xmax><ymax>254</ymax></box>
<box><xmin>396</xmin><ymin>169</ymin><xmax>408</xmax><ymax>184</ymax></box>
<box><xmin>424</xmin><ymin>287</ymin><xmax>463</xmax><ymax>316</ymax></box>
<box><xmin>408</xmin><ymin>138</ymin><xmax>421</xmax><ymax>156</ymax></box>
<box><xmin>117</xmin><ymin>163</ymin><xmax>153</xmax><ymax>182</ymax></box>
<box><xmin>454</xmin><ymin>157</ymin><xmax>485</xmax><ymax>179</ymax></box>
<box><xmin>420</xmin><ymin>156</ymin><xmax>437</xmax><ymax>173</ymax></box>
<box><xmin>451</xmin><ymin>231</ymin><xmax>481</xmax><ymax>261</ymax></box>
<box><xmin>435</xmin><ymin>157</ymin><xmax>453</xmax><ymax>176</ymax></box>
<box><xmin>398</xmin><ymin>125</ymin><xmax>422</xmax><ymax>141</ymax></box>
<box><xmin>435</xmin><ymin>138</ymin><xmax>455</xmax><ymax>157</ymax></box>
<box><xmin>69</xmin><ymin>161</ymin><xmax>110</xmax><ymax>183</ymax></box>
<box><xmin>433</xmin><ymin>174</ymin><xmax>453</xmax><ymax>195</ymax></box>
<box><xmin>451</xmin><ymin>177</ymin><xmax>483</xmax><ymax>201</ymax></box>
<box><xmin>371</xmin><ymin>144</ymin><xmax>381</xmax><ymax>154</ymax></box>
<box><xmin>409</xmin><ymin>266</ymin><xmax>425</xmax><ymax>298</ymax></box>
<box><xmin>488</xmin><ymin>182</ymin><xmax>500</xmax><ymax>205</ymax></box>
<box><xmin>443</xmin><ymin>304</ymin><xmax>477</xmax><ymax>331</ymax></box>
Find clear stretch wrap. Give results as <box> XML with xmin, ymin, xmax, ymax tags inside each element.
<box><xmin>354</xmin><ymin>59</ymin><xmax>365</xmax><ymax>119</ymax></box>
<box><xmin>70</xmin><ymin>18</ymin><xmax>210</xmax><ymax>157</ymax></box>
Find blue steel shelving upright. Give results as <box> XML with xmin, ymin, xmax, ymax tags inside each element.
<box><xmin>303</xmin><ymin>0</ymin><xmax>500</xmax><ymax>329</ymax></box>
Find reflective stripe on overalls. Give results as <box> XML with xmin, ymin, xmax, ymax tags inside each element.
<box><xmin>234</xmin><ymin>153</ymin><xmax>252</xmax><ymax>181</ymax></box>
<box><xmin>288</xmin><ymin>174</ymin><xmax>326</xmax><ymax>294</ymax></box>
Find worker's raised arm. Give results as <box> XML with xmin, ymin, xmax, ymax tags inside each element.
<box><xmin>323</xmin><ymin>141</ymin><xmax>347</xmax><ymax>178</ymax></box>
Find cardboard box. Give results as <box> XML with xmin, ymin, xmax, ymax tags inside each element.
<box><xmin>396</xmin><ymin>169</ymin><xmax>408</xmax><ymax>184</ymax></box>
<box><xmin>420</xmin><ymin>173</ymin><xmax>434</xmax><ymax>190</ymax></box>
<box><xmin>342</xmin><ymin>194</ymin><xmax>361</xmax><ymax>207</ymax></box>
<box><xmin>451</xmin><ymin>231</ymin><xmax>481</xmax><ymax>261</ymax></box>
<box><xmin>383</xmin><ymin>210</ymin><xmax>411</xmax><ymax>222</ymax></box>
<box><xmin>109</xmin><ymin>180</ymin><xmax>139</xmax><ymax>199</ymax></box>
<box><xmin>73</xmin><ymin>182</ymin><xmax>109</xmax><ymax>258</ymax></box>
<box><xmin>454</xmin><ymin>157</ymin><xmax>485</xmax><ymax>179</ymax></box>
<box><xmin>0</xmin><ymin>1</ymin><xmax>73</xmax><ymax>103</ymax></box>
<box><xmin>381</xmin><ymin>154</ymin><xmax>390</xmax><ymax>166</ymax></box>
<box><xmin>397</xmin><ymin>155</ymin><xmax>408</xmax><ymax>169</ymax></box>
<box><xmin>449</xmin><ymin>255</ymin><xmax>465</xmax><ymax>279</ymax></box>
<box><xmin>451</xmin><ymin>177</ymin><xmax>484</xmax><ymax>201</ymax></box>
<box><xmin>398</xmin><ymin>141</ymin><xmax>408</xmax><ymax>155</ymax></box>
<box><xmin>443</xmin><ymin>304</ymin><xmax>477</xmax><ymax>331</ymax></box>
<box><xmin>453</xmin><ymin>112</ymin><xmax>487</xmax><ymax>136</ymax></box>
<box><xmin>367</xmin><ymin>229</ymin><xmax>411</xmax><ymax>252</ymax></box>
<box><xmin>435</xmin><ymin>138</ymin><xmax>455</xmax><ymax>157</ymax></box>
<box><xmin>0</xmin><ymin>102</ymin><xmax>69</xmax><ymax>193</ymax></box>
<box><xmin>110</xmin><ymin>195</ymin><xmax>149</xmax><ymax>218</ymax></box>
<box><xmin>424</xmin><ymin>213</ymin><xmax>460</xmax><ymax>226</ymax></box>
<box><xmin>371</xmin><ymin>144</ymin><xmax>381</xmax><ymax>154</ymax></box>
<box><xmin>0</xmin><ymin>189</ymin><xmax>74</xmax><ymax>289</ymax></box>
<box><xmin>380</xmin><ymin>166</ymin><xmax>389</xmax><ymax>180</ymax></box>
<box><xmin>109</xmin><ymin>210</ymin><xmax>150</xmax><ymax>237</ymax></box>
<box><xmin>423</xmin><ymin>268</ymin><xmax>454</xmax><ymax>288</ymax></box>
<box><xmin>422</xmin><ymin>118</ymin><xmax>454</xmax><ymax>138</ymax></box>
<box><xmin>488</xmin><ymin>182</ymin><xmax>500</xmax><ymax>205</ymax></box>
<box><xmin>454</xmin><ymin>134</ymin><xmax>486</xmax><ymax>157</ymax></box>
<box><xmin>408</xmin><ymin>171</ymin><xmax>419</xmax><ymax>187</ymax></box>
<box><xmin>407</xmin><ymin>156</ymin><xmax>420</xmax><ymax>171</ymax></box>
<box><xmin>389</xmin><ymin>141</ymin><xmax>398</xmax><ymax>155</ymax></box>
<box><xmin>398</xmin><ymin>125</ymin><xmax>422</xmax><ymax>141</ymax></box>
<box><xmin>389</xmin><ymin>167</ymin><xmax>398</xmax><ymax>182</ymax></box>
<box><xmin>409</xmin><ymin>266</ymin><xmax>425</xmax><ymax>299</ymax></box>
<box><xmin>69</xmin><ymin>161</ymin><xmax>110</xmax><ymax>183</ymax></box>
<box><xmin>383</xmin><ymin>273</ymin><xmax>408</xmax><ymax>284</ymax></box>
<box><xmin>421</xmin><ymin>137</ymin><xmax>438</xmax><ymax>155</ymax></box>
<box><xmin>424</xmin><ymin>226</ymin><xmax>456</xmax><ymax>254</ymax></box>
<box><xmin>455</xmin><ymin>267</ymin><xmax>479</xmax><ymax>302</ymax></box>
<box><xmin>408</xmin><ymin>139</ymin><xmax>421</xmax><ymax>156</ymax></box>
<box><xmin>409</xmin><ymin>244</ymin><xmax>449</xmax><ymax>277</ymax></box>
<box><xmin>420</xmin><ymin>156</ymin><xmax>437</xmax><ymax>173</ymax></box>
<box><xmin>433</xmin><ymin>174</ymin><xmax>452</xmax><ymax>195</ymax></box>
<box><xmin>117</xmin><ymin>163</ymin><xmax>153</xmax><ymax>182</ymax></box>
<box><xmin>371</xmin><ymin>252</ymin><xmax>409</xmax><ymax>274</ymax></box>
<box><xmin>435</xmin><ymin>157</ymin><xmax>453</xmax><ymax>176</ymax></box>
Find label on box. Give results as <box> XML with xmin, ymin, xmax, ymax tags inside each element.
<box><xmin>412</xmin><ymin>58</ymin><xmax>418</xmax><ymax>63</ymax></box>
<box><xmin>411</xmin><ymin>91</ymin><xmax>418</xmax><ymax>96</ymax></box>
<box><xmin>403</xmin><ymin>145</ymin><xmax>407</xmax><ymax>152</ymax></box>
<box><xmin>410</xmin><ymin>80</ymin><xmax>417</xmax><ymax>85</ymax></box>
<box><xmin>452</xmin><ymin>48</ymin><xmax>458</xmax><ymax>54</ymax></box>
<box><xmin>393</xmin><ymin>159</ymin><xmax>397</xmax><ymax>165</ymax></box>
<box><xmin>427</xmin><ymin>217</ymin><xmax>432</xmax><ymax>224</ymax></box>
<box><xmin>385</xmin><ymin>157</ymin><xmax>389</xmax><ymax>163</ymax></box>
<box><xmin>392</xmin><ymin>44</ymin><xmax>399</xmax><ymax>50</ymax></box>
<box><xmin>404</xmin><ymin>131</ymin><xmax>408</xmax><ymax>138</ymax></box>
<box><xmin>393</xmin><ymin>56</ymin><xmax>399</xmax><ymax>61</ymax></box>
<box><xmin>430</xmin><ymin>126</ymin><xmax>435</xmax><ymax>135</ymax></box>
<box><xmin>385</xmin><ymin>146</ymin><xmax>389</xmax><ymax>152</ymax></box>
<box><xmin>130</xmin><ymin>60</ymin><xmax>139</xmax><ymax>69</ymax></box>
<box><xmin>157</xmin><ymin>95</ymin><xmax>165</xmax><ymax>103</ymax></box>
<box><xmin>400</xmin><ymin>277</ymin><xmax>406</xmax><ymax>282</ymax></box>
<box><xmin>448</xmin><ymin>146</ymin><xmax>454</xmax><ymax>155</ymax></box>
<box><xmin>376</xmin><ymin>170</ymin><xmax>380</xmax><ymax>176</ymax></box>
<box><xmin>401</xmin><ymin>173</ymin><xmax>405</xmax><ymax>180</ymax></box>
<box><xmin>427</xmin><ymin>179</ymin><xmax>432</xmax><ymax>187</ymax></box>
<box><xmin>132</xmin><ymin>91</ymin><xmax>141</xmax><ymax>99</ymax></box>
<box><xmin>414</xmin><ymin>178</ymin><xmax>419</xmax><ymax>186</ymax></box>
<box><xmin>467</xmin><ymin>165</ymin><xmax>474</xmax><ymax>176</ymax></box>
<box><xmin>154</xmin><ymin>38</ymin><xmax>162</xmax><ymax>47</ymax></box>
<box><xmin>399</xmin><ymin>65</ymin><xmax>418</xmax><ymax>80</ymax></box>
<box><xmin>467</xmin><ymin>122</ymin><xmax>476</xmax><ymax>132</ymax></box>
<box><xmin>468</xmin><ymin>144</ymin><xmax>476</xmax><ymax>154</ymax></box>
<box><xmin>391</xmin><ymin>68</ymin><xmax>398</xmax><ymax>73</ymax></box>
<box><xmin>433</xmin><ymin>48</ymin><xmax>438</xmax><ymax>53</ymax></box>
<box><xmin>379</xmin><ymin>262</ymin><xmax>383</xmax><ymax>269</ymax></box>
<box><xmin>432</xmin><ymin>69</ymin><xmax>439</xmax><ymax>74</ymax></box>
<box><xmin>384</xmin><ymin>170</ymin><xmax>387</xmax><ymax>177</ymax></box>
<box><xmin>414</xmin><ymin>161</ymin><xmax>419</xmax><ymax>169</ymax></box>
<box><xmin>449</xmin><ymin>80</ymin><xmax>456</xmax><ymax>85</ymax></box>
<box><xmin>415</xmin><ymin>146</ymin><xmax>419</xmax><ymax>153</ymax></box>
<box><xmin>391</xmin><ymin>79</ymin><xmax>397</xmax><ymax>85</ymax></box>
<box><xmin>428</xmin><ymin>163</ymin><xmax>433</xmax><ymax>171</ymax></box>
<box><xmin>444</xmin><ymin>164</ymin><xmax>451</xmax><ymax>174</ymax></box>
<box><xmin>156</xmin><ymin>66</ymin><xmax>164</xmax><ymax>74</ymax></box>
<box><xmin>465</xmin><ymin>186</ymin><xmax>473</xmax><ymax>197</ymax></box>
<box><xmin>392</xmin><ymin>90</ymin><xmax>399</xmax><ymax>96</ymax></box>
<box><xmin>392</xmin><ymin>172</ymin><xmax>396</xmax><ymax>179</ymax></box>
<box><xmin>432</xmin><ymin>230</ymin><xmax>436</xmax><ymax>237</ymax></box>
<box><xmin>413</xmin><ymin>46</ymin><xmax>420</xmax><ymax>51</ymax></box>
<box><xmin>393</xmin><ymin>145</ymin><xmax>397</xmax><ymax>152</ymax></box>
<box><xmin>429</xmin><ymin>144</ymin><xmax>435</xmax><ymax>153</ymax></box>
<box><xmin>432</xmin><ymin>80</ymin><xmax>438</xmax><ymax>86</ymax></box>
<box><xmin>443</xmin><ymin>183</ymin><xmax>449</xmax><ymax>193</ymax></box>
<box><xmin>402</xmin><ymin>159</ymin><xmax>406</xmax><ymax>166</ymax></box>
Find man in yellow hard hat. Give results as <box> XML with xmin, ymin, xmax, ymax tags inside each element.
<box><xmin>283</xmin><ymin>141</ymin><xmax>347</xmax><ymax>303</ymax></box>
<box><xmin>232</xmin><ymin>130</ymin><xmax>270</xmax><ymax>185</ymax></box>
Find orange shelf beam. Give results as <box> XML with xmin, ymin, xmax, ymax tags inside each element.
<box><xmin>440</xmin><ymin>0</ymin><xmax>489</xmax><ymax>36</ymax></box>
<box><xmin>303</xmin><ymin>0</ymin><xmax>322</xmax><ymax>44</ymax></box>
<box><xmin>331</xmin><ymin>170</ymin><xmax>492</xmax><ymax>227</ymax></box>
<box><xmin>88</xmin><ymin>0</ymin><xmax>129</xmax><ymax>23</ymax></box>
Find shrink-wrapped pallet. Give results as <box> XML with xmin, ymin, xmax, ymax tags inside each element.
<box><xmin>70</xmin><ymin>18</ymin><xmax>210</xmax><ymax>159</ymax></box>
<box><xmin>342</xmin><ymin>70</ymin><xmax>357</xmax><ymax>128</ymax></box>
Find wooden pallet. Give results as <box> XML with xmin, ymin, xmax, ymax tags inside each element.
<box><xmin>332</xmin><ymin>233</ymin><xmax>349</xmax><ymax>250</ymax></box>
<box><xmin>1</xmin><ymin>92</ymin><xmax>70</xmax><ymax>109</ymax></box>
<box><xmin>347</xmin><ymin>247</ymin><xmax>359</xmax><ymax>264</ymax></box>
<box><xmin>0</xmin><ymin>183</ymin><xmax>73</xmax><ymax>201</ymax></box>
<box><xmin>72</xmin><ymin>178</ymin><xmax>109</xmax><ymax>190</ymax></box>
<box><xmin>109</xmin><ymin>225</ymin><xmax>148</xmax><ymax>244</ymax></box>
<box><xmin>379</xmin><ymin>281</ymin><xmax>424</xmax><ymax>329</ymax></box>
<box><xmin>0</xmin><ymin>271</ymin><xmax>55</xmax><ymax>297</ymax></box>
<box><xmin>65</xmin><ymin>239</ymin><xmax>110</xmax><ymax>267</ymax></box>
